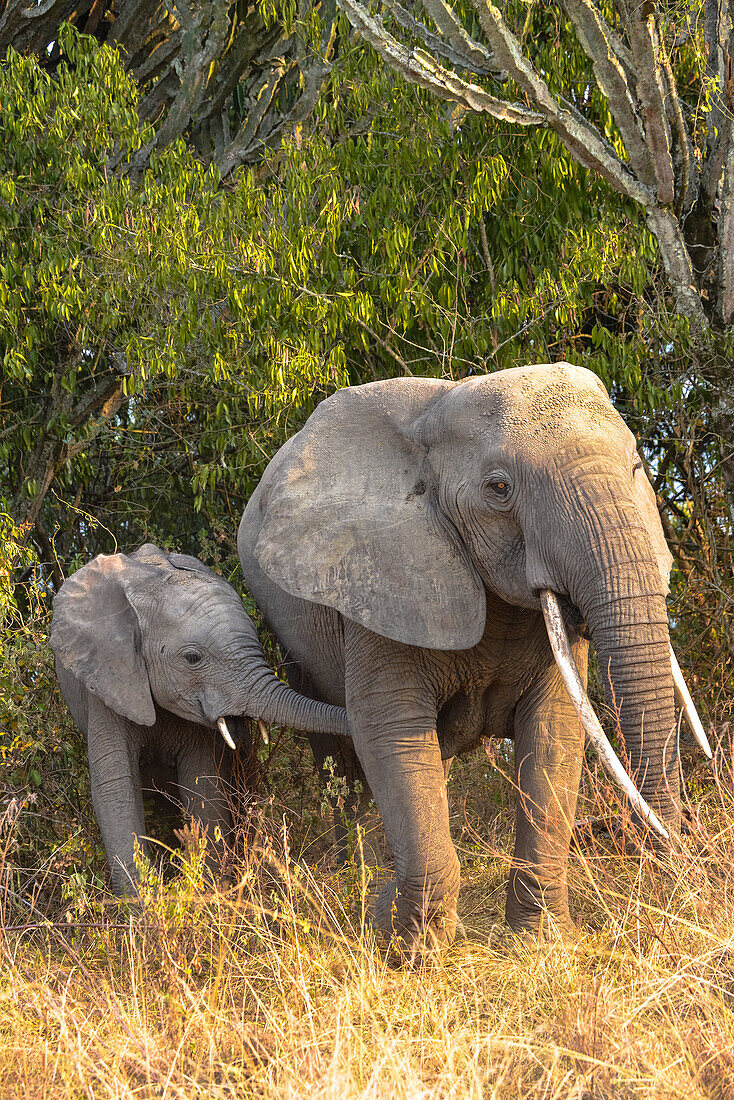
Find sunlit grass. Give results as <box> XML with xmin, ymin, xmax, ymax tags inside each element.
<box><xmin>1</xmin><ymin>748</ymin><xmax>733</xmax><ymax>1099</ymax></box>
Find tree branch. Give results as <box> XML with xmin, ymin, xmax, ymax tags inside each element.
<box><xmin>656</xmin><ymin>19</ymin><xmax>697</xmax><ymax>220</ymax></box>
<box><xmin>564</xmin><ymin>0</ymin><xmax>654</xmax><ymax>187</ymax></box>
<box><xmin>627</xmin><ymin>6</ymin><xmax>674</xmax><ymax>203</ymax></box>
<box><xmin>338</xmin><ymin>0</ymin><xmax>544</xmax><ymax>122</ymax></box>
<box><xmin>10</xmin><ymin>357</ymin><xmax>128</xmax><ymax>538</ymax></box>
<box><xmin>719</xmin><ymin>112</ymin><xmax>734</xmax><ymax>325</ymax></box>
<box><xmin>385</xmin><ymin>0</ymin><xmax>494</xmax><ymax>75</ymax></box>
<box><xmin>153</xmin><ymin>0</ymin><xmax>231</xmax><ymax>150</ymax></box>
<box><xmin>646</xmin><ymin>205</ymin><xmax>707</xmax><ymax>323</ymax></box>
<box><xmin>419</xmin><ymin>0</ymin><xmax>503</xmax><ymax>76</ymax></box>
<box><xmin>700</xmin><ymin>0</ymin><xmax>732</xmax><ymax>211</ymax></box>
<box><xmin>67</xmin><ymin>368</ymin><xmax>128</xmax><ymax>429</ymax></box>
<box><xmin>0</xmin><ymin>0</ymin><xmax>79</xmax><ymax>54</ymax></box>
<box><xmin>469</xmin><ymin>0</ymin><xmax>653</xmax><ymax>203</ymax></box>
<box><xmin>218</xmin><ymin>64</ymin><xmax>289</xmax><ymax>174</ymax></box>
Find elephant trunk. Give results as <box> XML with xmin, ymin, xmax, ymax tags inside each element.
<box><xmin>244</xmin><ymin>664</ymin><xmax>350</xmax><ymax>736</ymax></box>
<box><xmin>230</xmin><ymin>631</ymin><xmax>350</xmax><ymax>738</ymax></box>
<box><xmin>540</xmin><ymin>591</ymin><xmax>669</xmax><ymax>837</ymax></box>
<box><xmin>574</xmin><ymin>558</ymin><xmax>681</xmax><ymax>835</ymax></box>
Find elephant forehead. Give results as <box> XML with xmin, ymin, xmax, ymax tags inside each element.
<box><xmin>447</xmin><ymin>364</ymin><xmax>624</xmax><ymax>446</ymax></box>
<box><xmin>158</xmin><ymin>575</ymin><xmax>243</xmax><ymax>620</ymax></box>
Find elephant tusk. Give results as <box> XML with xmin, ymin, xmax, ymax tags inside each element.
<box><xmin>539</xmin><ymin>590</ymin><xmax>670</xmax><ymax>842</ymax></box>
<box><xmin>217</xmin><ymin>717</ymin><xmax>237</xmax><ymax>751</ymax></box>
<box><xmin>257</xmin><ymin>718</ymin><xmax>270</xmax><ymax>745</ymax></box>
<box><xmin>668</xmin><ymin>644</ymin><xmax>712</xmax><ymax>759</ymax></box>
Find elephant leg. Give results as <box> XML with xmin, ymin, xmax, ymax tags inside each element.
<box><xmin>344</xmin><ymin>626</ymin><xmax>459</xmax><ymax>954</ymax></box>
<box><xmin>176</xmin><ymin>727</ymin><xmax>232</xmax><ymax>874</ymax></box>
<box><xmin>506</xmin><ymin>640</ymin><xmax>588</xmax><ymax>938</ymax></box>
<box><xmin>86</xmin><ymin>697</ymin><xmax>146</xmax><ymax>895</ymax></box>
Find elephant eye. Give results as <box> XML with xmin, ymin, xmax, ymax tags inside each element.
<box><xmin>483</xmin><ymin>474</ymin><xmax>512</xmax><ymax>502</ymax></box>
<box><xmin>183</xmin><ymin>650</ymin><xmax>203</xmax><ymax>665</ymax></box>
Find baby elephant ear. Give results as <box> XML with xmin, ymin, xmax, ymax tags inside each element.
<box><xmin>50</xmin><ymin>554</ymin><xmax>157</xmax><ymax>726</ymax></box>
<box><xmin>254</xmin><ymin>378</ymin><xmax>486</xmax><ymax>650</ymax></box>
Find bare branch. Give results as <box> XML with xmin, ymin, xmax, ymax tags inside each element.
<box><xmin>656</xmin><ymin>17</ymin><xmax>698</xmax><ymax>220</ymax></box>
<box><xmin>700</xmin><ymin>1</ymin><xmax>732</xmax><ymax>209</ymax></box>
<box><xmin>354</xmin><ymin>317</ymin><xmax>413</xmax><ymax>374</ymax></box>
<box><xmin>563</xmin><ymin>0</ymin><xmax>655</xmax><ymax>186</ymax></box>
<box><xmin>478</xmin><ymin>215</ymin><xmax>496</xmax><ymax>294</ymax></box>
<box><xmin>627</xmin><ymin>7</ymin><xmax>674</xmax><ymax>203</ymax></box>
<box><xmin>218</xmin><ymin>64</ymin><xmax>289</xmax><ymax>173</ymax></box>
<box><xmin>588</xmin><ymin>0</ymin><xmax>635</xmax><ymax>79</ymax></box>
<box><xmin>646</xmin><ymin>205</ymin><xmax>706</xmax><ymax>323</ymax></box>
<box><xmin>719</xmin><ymin>113</ymin><xmax>734</xmax><ymax>325</ymax></box>
<box><xmin>153</xmin><ymin>0</ymin><xmax>231</xmax><ymax>150</ymax></box>
<box><xmin>385</xmin><ymin>0</ymin><xmax>495</xmax><ymax>75</ymax></box>
<box><xmin>338</xmin><ymin>0</ymin><xmax>544</xmax><ymax>122</ymax></box>
<box><xmin>419</xmin><ymin>0</ymin><xmax>503</xmax><ymax>77</ymax></box>
<box><xmin>67</xmin><ymin>369</ymin><xmax>127</xmax><ymax>430</ymax></box>
<box><xmin>254</xmin><ymin>59</ymin><xmax>333</xmax><ymax>155</ymax></box>
<box><xmin>0</xmin><ymin>0</ymin><xmax>78</xmax><ymax>53</ymax></box>
<box><xmin>469</xmin><ymin>0</ymin><xmax>653</xmax><ymax>203</ymax></box>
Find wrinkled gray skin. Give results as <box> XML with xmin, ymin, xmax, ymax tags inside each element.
<box><xmin>50</xmin><ymin>543</ymin><xmax>349</xmax><ymax>894</ymax></box>
<box><xmin>238</xmin><ymin>364</ymin><xmax>680</xmax><ymax>951</ymax></box>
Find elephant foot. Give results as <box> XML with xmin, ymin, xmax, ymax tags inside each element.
<box><xmin>505</xmin><ymin>911</ymin><xmax>577</xmax><ymax>945</ymax></box>
<box><xmin>371</xmin><ymin>879</ymin><xmax>457</xmax><ymax>963</ymax></box>
<box><xmin>505</xmin><ymin>872</ymin><xmax>576</xmax><ymax>943</ymax></box>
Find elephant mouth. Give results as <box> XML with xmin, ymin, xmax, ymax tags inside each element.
<box><xmin>216</xmin><ymin>715</ymin><xmax>249</xmax><ymax>750</ymax></box>
<box><xmin>555</xmin><ymin>593</ymin><xmax>590</xmax><ymax>640</ymax></box>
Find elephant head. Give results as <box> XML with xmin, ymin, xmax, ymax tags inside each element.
<box><xmin>50</xmin><ymin>543</ymin><xmax>349</xmax><ymax>740</ymax></box>
<box><xmin>253</xmin><ymin>364</ymin><xmax>708</xmax><ymax>838</ymax></box>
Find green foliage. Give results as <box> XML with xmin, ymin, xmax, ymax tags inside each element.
<box><xmin>0</xmin><ymin>26</ymin><xmax>350</xmax><ymax>562</ymax></box>
<box><xmin>246</xmin><ymin>9</ymin><xmax>656</xmax><ymax>391</ymax></box>
<box><xmin>0</xmin><ymin>514</ymin><xmax>36</xmax><ymax>625</ymax></box>
<box><xmin>0</xmin><ymin>28</ymin><xmax>147</xmax><ymax>385</ymax></box>
<box><xmin>2</xmin><ymin>19</ymin><xmax>701</xmax><ymax>563</ymax></box>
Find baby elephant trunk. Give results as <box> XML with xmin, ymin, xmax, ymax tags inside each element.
<box><xmin>244</xmin><ymin>664</ymin><xmax>350</xmax><ymax>736</ymax></box>
<box><xmin>220</xmin><ymin>621</ymin><xmax>350</xmax><ymax>744</ymax></box>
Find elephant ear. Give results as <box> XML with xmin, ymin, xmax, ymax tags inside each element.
<box><xmin>50</xmin><ymin>554</ymin><xmax>157</xmax><ymax>726</ymax></box>
<box><xmin>254</xmin><ymin>378</ymin><xmax>486</xmax><ymax>649</ymax></box>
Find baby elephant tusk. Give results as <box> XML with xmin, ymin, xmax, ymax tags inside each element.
<box><xmin>217</xmin><ymin>717</ymin><xmax>237</xmax><ymax>751</ymax></box>
<box><xmin>540</xmin><ymin>590</ymin><xmax>670</xmax><ymax>841</ymax></box>
<box><xmin>257</xmin><ymin>719</ymin><xmax>270</xmax><ymax>745</ymax></box>
<box><xmin>668</xmin><ymin>644</ymin><xmax>713</xmax><ymax>759</ymax></box>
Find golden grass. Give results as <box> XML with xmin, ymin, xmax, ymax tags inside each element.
<box><xmin>2</xmin><ymin>750</ymin><xmax>733</xmax><ymax>1100</ymax></box>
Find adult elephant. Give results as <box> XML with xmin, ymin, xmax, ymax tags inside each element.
<box><xmin>237</xmin><ymin>364</ymin><xmax>709</xmax><ymax>951</ymax></box>
<box><xmin>50</xmin><ymin>543</ymin><xmax>348</xmax><ymax>894</ymax></box>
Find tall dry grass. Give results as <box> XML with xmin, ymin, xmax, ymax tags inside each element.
<box><xmin>1</xmin><ymin>744</ymin><xmax>733</xmax><ymax>1100</ymax></box>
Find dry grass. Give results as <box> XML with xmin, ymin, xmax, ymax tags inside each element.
<box><xmin>1</xmin><ymin>746</ymin><xmax>733</xmax><ymax>1100</ymax></box>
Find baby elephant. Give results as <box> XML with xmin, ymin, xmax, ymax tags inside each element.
<box><xmin>50</xmin><ymin>543</ymin><xmax>348</xmax><ymax>893</ymax></box>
